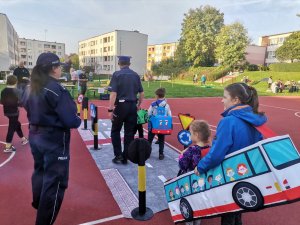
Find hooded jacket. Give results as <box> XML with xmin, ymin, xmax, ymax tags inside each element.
<box><xmin>197</xmin><ymin>104</ymin><xmax>267</xmax><ymax>173</ymax></box>
<box><xmin>148</xmin><ymin>99</ymin><xmax>172</xmax><ymax>117</ymax></box>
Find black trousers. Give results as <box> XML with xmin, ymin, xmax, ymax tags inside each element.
<box><xmin>80</xmin><ymin>85</ymin><xmax>87</xmax><ymax>95</ymax></box>
<box><xmin>111</xmin><ymin>102</ymin><xmax>137</xmax><ymax>160</ymax></box>
<box><xmin>221</xmin><ymin>212</ymin><xmax>242</xmax><ymax>225</ymax></box>
<box><xmin>148</xmin><ymin>131</ymin><xmax>165</xmax><ymax>154</ymax></box>
<box><xmin>134</xmin><ymin>124</ymin><xmax>144</xmax><ymax>138</ymax></box>
<box><xmin>29</xmin><ymin>128</ymin><xmax>70</xmax><ymax>225</ymax></box>
<box><xmin>6</xmin><ymin>115</ymin><xmax>23</xmax><ymax>143</ymax></box>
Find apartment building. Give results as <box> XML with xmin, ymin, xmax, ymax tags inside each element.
<box><xmin>19</xmin><ymin>38</ymin><xmax>65</xmax><ymax>69</ymax></box>
<box><xmin>147</xmin><ymin>42</ymin><xmax>178</xmax><ymax>71</ymax></box>
<box><xmin>78</xmin><ymin>30</ymin><xmax>148</xmax><ymax>76</ymax></box>
<box><xmin>245</xmin><ymin>45</ymin><xmax>266</xmax><ymax>65</ymax></box>
<box><xmin>0</xmin><ymin>13</ymin><xmax>19</xmax><ymax>72</ymax></box>
<box><xmin>259</xmin><ymin>31</ymin><xmax>298</xmax><ymax>65</ymax></box>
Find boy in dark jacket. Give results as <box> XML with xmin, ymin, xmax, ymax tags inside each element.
<box><xmin>0</xmin><ymin>75</ymin><xmax>28</xmax><ymax>152</ymax></box>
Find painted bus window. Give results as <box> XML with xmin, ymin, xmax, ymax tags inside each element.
<box><xmin>206</xmin><ymin>165</ymin><xmax>225</xmax><ymax>189</ymax></box>
<box><xmin>177</xmin><ymin>176</ymin><xmax>191</xmax><ymax>197</ymax></box>
<box><xmin>165</xmin><ymin>181</ymin><xmax>181</xmax><ymax>202</ymax></box>
<box><xmin>222</xmin><ymin>153</ymin><xmax>253</xmax><ymax>182</ymax></box>
<box><xmin>247</xmin><ymin>147</ymin><xmax>269</xmax><ymax>174</ymax></box>
<box><xmin>190</xmin><ymin>173</ymin><xmax>206</xmax><ymax>193</ymax></box>
<box><xmin>263</xmin><ymin>138</ymin><xmax>300</xmax><ymax>169</ymax></box>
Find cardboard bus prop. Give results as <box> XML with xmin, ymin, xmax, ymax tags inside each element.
<box><xmin>164</xmin><ymin>135</ymin><xmax>300</xmax><ymax>223</ymax></box>
<box><xmin>148</xmin><ymin>105</ymin><xmax>172</xmax><ymax>135</ymax></box>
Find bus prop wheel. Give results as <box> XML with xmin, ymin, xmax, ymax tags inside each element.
<box><xmin>232</xmin><ymin>182</ymin><xmax>264</xmax><ymax>211</ymax></box>
<box><xmin>180</xmin><ymin>198</ymin><xmax>193</xmax><ymax>221</ymax></box>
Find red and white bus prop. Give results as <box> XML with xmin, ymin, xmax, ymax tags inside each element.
<box><xmin>164</xmin><ymin>135</ymin><xmax>300</xmax><ymax>223</ymax></box>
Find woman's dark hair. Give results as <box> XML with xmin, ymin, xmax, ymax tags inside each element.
<box><xmin>30</xmin><ymin>65</ymin><xmax>53</xmax><ymax>94</ymax></box>
<box><xmin>225</xmin><ymin>82</ymin><xmax>264</xmax><ymax>115</ymax></box>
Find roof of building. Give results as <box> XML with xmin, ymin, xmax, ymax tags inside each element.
<box><xmin>19</xmin><ymin>38</ymin><xmax>65</xmax><ymax>45</ymax></box>
<box><xmin>78</xmin><ymin>30</ymin><xmax>148</xmax><ymax>43</ymax></box>
<box><xmin>261</xmin><ymin>30</ymin><xmax>300</xmax><ymax>38</ymax></box>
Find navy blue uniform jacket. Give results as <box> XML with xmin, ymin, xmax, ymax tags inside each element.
<box><xmin>23</xmin><ymin>77</ymin><xmax>81</xmax><ymax>129</ymax></box>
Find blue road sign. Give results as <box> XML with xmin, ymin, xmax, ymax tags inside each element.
<box><xmin>90</xmin><ymin>103</ymin><xmax>96</xmax><ymax>118</ymax></box>
<box><xmin>177</xmin><ymin>130</ymin><xmax>192</xmax><ymax>146</ymax></box>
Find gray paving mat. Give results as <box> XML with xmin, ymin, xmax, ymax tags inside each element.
<box><xmin>78</xmin><ymin>120</ymin><xmax>181</xmax><ymax>215</ymax></box>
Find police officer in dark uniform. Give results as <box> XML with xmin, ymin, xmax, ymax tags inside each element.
<box><xmin>22</xmin><ymin>53</ymin><xmax>81</xmax><ymax>225</ymax></box>
<box><xmin>108</xmin><ymin>56</ymin><xmax>144</xmax><ymax>164</ymax></box>
<box><xmin>13</xmin><ymin>60</ymin><xmax>30</xmax><ymax>93</ymax></box>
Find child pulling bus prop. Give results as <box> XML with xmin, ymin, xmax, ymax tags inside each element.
<box><xmin>164</xmin><ymin>83</ymin><xmax>300</xmax><ymax>224</ymax></box>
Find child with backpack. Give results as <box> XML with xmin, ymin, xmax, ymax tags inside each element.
<box><xmin>178</xmin><ymin>120</ymin><xmax>211</xmax><ymax>225</ymax></box>
<box><xmin>0</xmin><ymin>75</ymin><xmax>28</xmax><ymax>152</ymax></box>
<box><xmin>148</xmin><ymin>88</ymin><xmax>172</xmax><ymax>160</ymax></box>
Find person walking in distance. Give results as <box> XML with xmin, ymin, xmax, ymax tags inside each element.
<box><xmin>108</xmin><ymin>56</ymin><xmax>144</xmax><ymax>164</ymax></box>
<box><xmin>13</xmin><ymin>60</ymin><xmax>30</xmax><ymax>94</ymax></box>
<box><xmin>22</xmin><ymin>52</ymin><xmax>81</xmax><ymax>225</ymax></box>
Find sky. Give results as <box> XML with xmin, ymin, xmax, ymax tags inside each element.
<box><xmin>1</xmin><ymin>0</ymin><xmax>300</xmax><ymax>54</ymax></box>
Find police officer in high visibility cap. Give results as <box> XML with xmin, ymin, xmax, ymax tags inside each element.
<box><xmin>22</xmin><ymin>52</ymin><xmax>81</xmax><ymax>225</ymax></box>
<box><xmin>108</xmin><ymin>56</ymin><xmax>144</xmax><ymax>164</ymax></box>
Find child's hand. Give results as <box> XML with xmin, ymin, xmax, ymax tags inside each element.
<box><xmin>194</xmin><ymin>167</ymin><xmax>200</xmax><ymax>176</ymax></box>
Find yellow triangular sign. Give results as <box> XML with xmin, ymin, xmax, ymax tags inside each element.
<box><xmin>178</xmin><ymin>113</ymin><xmax>195</xmax><ymax>130</ymax></box>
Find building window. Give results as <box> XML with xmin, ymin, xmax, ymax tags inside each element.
<box><xmin>108</xmin><ymin>37</ymin><xmax>110</xmax><ymax>42</ymax></box>
<box><xmin>111</xmin><ymin>46</ymin><xmax>113</xmax><ymax>52</ymax></box>
<box><xmin>108</xmin><ymin>46</ymin><xmax>110</xmax><ymax>51</ymax></box>
<box><xmin>104</xmin><ymin>47</ymin><xmax>107</xmax><ymax>52</ymax></box>
<box><xmin>21</xmin><ymin>55</ymin><xmax>26</xmax><ymax>59</ymax></box>
<box><xmin>29</xmin><ymin>62</ymin><xmax>32</xmax><ymax>65</ymax></box>
<box><xmin>51</xmin><ymin>45</ymin><xmax>56</xmax><ymax>49</ymax></box>
<box><xmin>58</xmin><ymin>46</ymin><xmax>62</xmax><ymax>49</ymax></box>
<box><xmin>104</xmin><ymin>37</ymin><xmax>107</xmax><ymax>43</ymax></box>
<box><xmin>44</xmin><ymin>44</ymin><xmax>50</xmax><ymax>48</ymax></box>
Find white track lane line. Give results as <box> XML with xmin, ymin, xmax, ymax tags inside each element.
<box><xmin>295</xmin><ymin>112</ymin><xmax>300</xmax><ymax>118</ymax></box>
<box><xmin>0</xmin><ymin>122</ymin><xmax>29</xmax><ymax>127</ymax></box>
<box><xmin>78</xmin><ymin>214</ymin><xmax>124</xmax><ymax>225</ymax></box>
<box><xmin>260</xmin><ymin>104</ymin><xmax>300</xmax><ymax>112</ymax></box>
<box><xmin>0</xmin><ymin>152</ymin><xmax>16</xmax><ymax>168</ymax></box>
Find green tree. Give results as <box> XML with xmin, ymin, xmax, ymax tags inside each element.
<box><xmin>180</xmin><ymin>5</ymin><xmax>224</xmax><ymax>67</ymax></box>
<box><xmin>215</xmin><ymin>22</ymin><xmax>249</xmax><ymax>68</ymax></box>
<box><xmin>276</xmin><ymin>32</ymin><xmax>300</xmax><ymax>62</ymax></box>
<box><xmin>69</xmin><ymin>53</ymin><xmax>79</xmax><ymax>69</ymax></box>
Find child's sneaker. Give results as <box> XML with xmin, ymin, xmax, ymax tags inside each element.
<box><xmin>159</xmin><ymin>153</ymin><xmax>165</xmax><ymax>160</ymax></box>
<box><xmin>21</xmin><ymin>137</ymin><xmax>29</xmax><ymax>145</ymax></box>
<box><xmin>4</xmin><ymin>145</ymin><xmax>16</xmax><ymax>153</ymax></box>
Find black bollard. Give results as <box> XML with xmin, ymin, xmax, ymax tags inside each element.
<box><xmin>128</xmin><ymin>138</ymin><xmax>153</xmax><ymax>221</ymax></box>
<box><xmin>82</xmin><ymin>97</ymin><xmax>88</xmax><ymax>130</ymax></box>
<box><xmin>90</xmin><ymin>104</ymin><xmax>101</xmax><ymax>150</ymax></box>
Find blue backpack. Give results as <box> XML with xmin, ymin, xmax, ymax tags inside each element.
<box><xmin>148</xmin><ymin>102</ymin><xmax>173</xmax><ymax>135</ymax></box>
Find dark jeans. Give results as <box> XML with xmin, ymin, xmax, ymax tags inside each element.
<box><xmin>80</xmin><ymin>85</ymin><xmax>87</xmax><ymax>95</ymax></box>
<box><xmin>135</xmin><ymin>124</ymin><xmax>144</xmax><ymax>138</ymax></box>
<box><xmin>148</xmin><ymin>131</ymin><xmax>165</xmax><ymax>154</ymax></box>
<box><xmin>111</xmin><ymin>102</ymin><xmax>137</xmax><ymax>160</ymax></box>
<box><xmin>29</xmin><ymin>128</ymin><xmax>70</xmax><ymax>225</ymax></box>
<box><xmin>6</xmin><ymin>115</ymin><xmax>23</xmax><ymax>143</ymax></box>
<box><xmin>221</xmin><ymin>212</ymin><xmax>242</xmax><ymax>225</ymax></box>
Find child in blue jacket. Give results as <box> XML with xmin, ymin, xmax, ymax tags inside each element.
<box><xmin>195</xmin><ymin>83</ymin><xmax>267</xmax><ymax>225</ymax></box>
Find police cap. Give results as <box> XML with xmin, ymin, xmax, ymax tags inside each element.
<box><xmin>117</xmin><ymin>56</ymin><xmax>131</xmax><ymax>63</ymax></box>
<box><xmin>36</xmin><ymin>52</ymin><xmax>65</xmax><ymax>67</ymax></box>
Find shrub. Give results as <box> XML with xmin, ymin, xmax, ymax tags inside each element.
<box><xmin>247</xmin><ymin>64</ymin><xmax>259</xmax><ymax>71</ymax></box>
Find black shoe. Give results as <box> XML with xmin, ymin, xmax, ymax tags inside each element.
<box><xmin>122</xmin><ymin>159</ymin><xmax>128</xmax><ymax>164</ymax></box>
<box><xmin>155</xmin><ymin>140</ymin><xmax>159</xmax><ymax>144</ymax></box>
<box><xmin>112</xmin><ymin>155</ymin><xmax>123</xmax><ymax>164</ymax></box>
<box><xmin>159</xmin><ymin>154</ymin><xmax>164</xmax><ymax>160</ymax></box>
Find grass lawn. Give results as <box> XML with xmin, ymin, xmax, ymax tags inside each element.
<box><xmin>0</xmin><ymin>71</ymin><xmax>299</xmax><ymax>99</ymax></box>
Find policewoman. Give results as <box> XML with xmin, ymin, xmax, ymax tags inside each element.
<box><xmin>108</xmin><ymin>56</ymin><xmax>144</xmax><ymax>164</ymax></box>
<box><xmin>22</xmin><ymin>53</ymin><xmax>81</xmax><ymax>225</ymax></box>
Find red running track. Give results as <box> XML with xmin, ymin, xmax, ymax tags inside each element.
<box><xmin>0</xmin><ymin>96</ymin><xmax>300</xmax><ymax>225</ymax></box>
